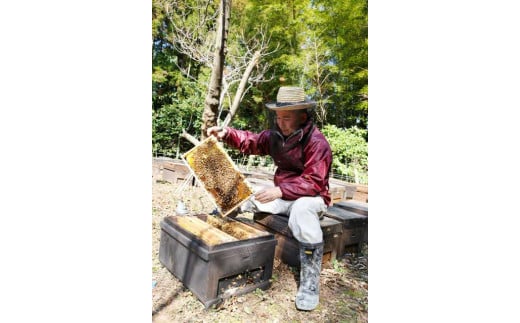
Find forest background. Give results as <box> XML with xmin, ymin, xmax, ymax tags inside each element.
<box><xmin>152</xmin><ymin>0</ymin><xmax>368</xmax><ymax>184</ymax></box>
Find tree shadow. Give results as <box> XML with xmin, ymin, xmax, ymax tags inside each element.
<box><xmin>152</xmin><ymin>284</ymin><xmax>187</xmax><ymax>316</ymax></box>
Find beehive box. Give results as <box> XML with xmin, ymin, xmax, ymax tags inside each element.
<box><xmin>159</xmin><ymin>214</ymin><xmax>277</xmax><ymax>308</ymax></box>
<box><xmin>324</xmin><ymin>205</ymin><xmax>368</xmax><ymax>255</ymax></box>
<box><xmin>334</xmin><ymin>200</ymin><xmax>368</xmax><ymax>216</ymax></box>
<box><xmin>252</xmin><ymin>212</ymin><xmax>342</xmax><ymax>267</ymax></box>
<box><xmin>182</xmin><ymin>136</ymin><xmax>254</xmax><ymax>217</ymax></box>
<box><xmin>329</xmin><ymin>179</ymin><xmax>357</xmax><ymax>202</ymax></box>
<box><xmin>162</xmin><ymin>161</ymin><xmax>191</xmax><ymax>184</ymax></box>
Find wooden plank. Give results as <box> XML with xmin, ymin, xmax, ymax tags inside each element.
<box><xmin>161</xmin><ymin>161</ymin><xmax>191</xmax><ymax>183</ymax></box>
<box><xmin>163</xmin><ymin>161</ymin><xmax>189</xmax><ymax>173</ymax></box>
<box><xmin>356</xmin><ymin>184</ymin><xmax>369</xmax><ymax>194</ymax></box>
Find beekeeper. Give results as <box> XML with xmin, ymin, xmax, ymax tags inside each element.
<box><xmin>207</xmin><ymin>86</ymin><xmax>333</xmax><ymax>311</ymax></box>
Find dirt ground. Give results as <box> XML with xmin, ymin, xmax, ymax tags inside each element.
<box><xmin>152</xmin><ymin>179</ymin><xmax>368</xmax><ymax>323</ymax></box>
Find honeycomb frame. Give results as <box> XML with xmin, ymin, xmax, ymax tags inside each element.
<box><xmin>182</xmin><ymin>136</ymin><xmax>254</xmax><ymax>217</ymax></box>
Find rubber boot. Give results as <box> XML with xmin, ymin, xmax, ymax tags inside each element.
<box><xmin>295</xmin><ymin>242</ymin><xmax>324</xmax><ymax>311</ymax></box>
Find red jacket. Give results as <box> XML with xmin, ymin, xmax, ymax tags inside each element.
<box><xmin>223</xmin><ymin>121</ymin><xmax>333</xmax><ymax>206</ymax></box>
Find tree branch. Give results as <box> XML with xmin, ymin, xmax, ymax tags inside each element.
<box><xmin>181</xmin><ymin>129</ymin><xmax>200</xmax><ymax>146</ymax></box>
<box><xmin>221</xmin><ymin>50</ymin><xmax>261</xmax><ymax>128</ymax></box>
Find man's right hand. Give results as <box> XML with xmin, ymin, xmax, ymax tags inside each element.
<box><xmin>206</xmin><ymin>126</ymin><xmax>228</xmax><ymax>140</ymax></box>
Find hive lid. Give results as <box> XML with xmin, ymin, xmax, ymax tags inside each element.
<box><xmin>182</xmin><ymin>136</ymin><xmax>254</xmax><ymax>217</ymax></box>
<box><xmin>334</xmin><ymin>200</ymin><xmax>368</xmax><ymax>216</ymax></box>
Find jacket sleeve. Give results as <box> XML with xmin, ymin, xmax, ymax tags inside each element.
<box><xmin>277</xmin><ymin>137</ymin><xmax>332</xmax><ymax>200</ymax></box>
<box><xmin>223</xmin><ymin>127</ymin><xmax>270</xmax><ymax>155</ymax></box>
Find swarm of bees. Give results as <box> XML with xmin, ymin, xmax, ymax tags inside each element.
<box><xmin>183</xmin><ymin>136</ymin><xmax>253</xmax><ymax>216</ymax></box>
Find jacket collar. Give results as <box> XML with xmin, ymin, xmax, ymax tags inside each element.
<box><xmin>272</xmin><ymin>120</ymin><xmax>314</xmax><ymax>144</ymax></box>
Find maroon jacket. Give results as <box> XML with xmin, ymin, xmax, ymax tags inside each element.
<box><xmin>223</xmin><ymin>121</ymin><xmax>333</xmax><ymax>206</ymax></box>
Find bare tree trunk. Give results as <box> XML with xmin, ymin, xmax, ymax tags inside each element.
<box><xmin>201</xmin><ymin>0</ymin><xmax>231</xmax><ymax>140</ymax></box>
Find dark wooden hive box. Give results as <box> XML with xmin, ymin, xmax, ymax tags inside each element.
<box><xmin>159</xmin><ymin>214</ymin><xmax>277</xmax><ymax>308</ymax></box>
<box><xmin>252</xmin><ymin>212</ymin><xmax>342</xmax><ymax>267</ymax></box>
<box><xmin>324</xmin><ymin>205</ymin><xmax>368</xmax><ymax>255</ymax></box>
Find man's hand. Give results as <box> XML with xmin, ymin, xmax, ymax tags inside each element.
<box><xmin>254</xmin><ymin>187</ymin><xmax>283</xmax><ymax>204</ymax></box>
<box><xmin>206</xmin><ymin>126</ymin><xmax>228</xmax><ymax>140</ymax></box>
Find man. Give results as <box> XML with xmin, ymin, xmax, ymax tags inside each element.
<box><xmin>207</xmin><ymin>86</ymin><xmax>333</xmax><ymax>311</ymax></box>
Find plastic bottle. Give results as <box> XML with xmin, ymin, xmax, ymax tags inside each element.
<box><xmin>175</xmin><ymin>200</ymin><xmax>189</xmax><ymax>216</ymax></box>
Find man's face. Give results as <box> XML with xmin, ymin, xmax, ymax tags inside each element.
<box><xmin>275</xmin><ymin>110</ymin><xmax>307</xmax><ymax>136</ymax></box>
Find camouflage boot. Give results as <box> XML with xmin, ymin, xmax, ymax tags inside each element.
<box><xmin>295</xmin><ymin>242</ymin><xmax>324</xmax><ymax>311</ymax></box>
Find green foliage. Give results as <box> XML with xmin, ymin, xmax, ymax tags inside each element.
<box><xmin>322</xmin><ymin>124</ymin><xmax>368</xmax><ymax>183</ymax></box>
<box><xmin>234</xmin><ymin>0</ymin><xmax>368</xmax><ymax>128</ymax></box>
<box><xmin>308</xmin><ymin>0</ymin><xmax>368</xmax><ymax>128</ymax></box>
<box><xmin>253</xmin><ymin>288</ymin><xmax>265</xmax><ymax>298</ymax></box>
<box><xmin>152</xmin><ymin>0</ymin><xmax>368</xmax><ymax>180</ymax></box>
<box><xmin>152</xmin><ymin>88</ymin><xmax>204</xmax><ymax>157</ymax></box>
<box><xmin>332</xmin><ymin>258</ymin><xmax>346</xmax><ymax>273</ymax></box>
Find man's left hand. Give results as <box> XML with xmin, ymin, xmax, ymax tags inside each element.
<box><xmin>254</xmin><ymin>187</ymin><xmax>282</xmax><ymax>203</ymax></box>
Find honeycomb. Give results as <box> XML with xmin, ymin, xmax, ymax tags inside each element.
<box><xmin>182</xmin><ymin>136</ymin><xmax>254</xmax><ymax>217</ymax></box>
<box><xmin>206</xmin><ymin>215</ymin><xmax>269</xmax><ymax>240</ymax></box>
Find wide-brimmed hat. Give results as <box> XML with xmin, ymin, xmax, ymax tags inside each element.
<box><xmin>265</xmin><ymin>86</ymin><xmax>316</xmax><ymax>111</ymax></box>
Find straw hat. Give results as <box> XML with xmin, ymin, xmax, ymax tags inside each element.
<box><xmin>265</xmin><ymin>86</ymin><xmax>316</xmax><ymax>111</ymax></box>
